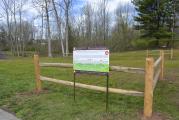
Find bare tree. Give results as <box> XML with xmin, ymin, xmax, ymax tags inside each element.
<box><xmin>18</xmin><ymin>0</ymin><xmax>26</xmax><ymax>56</ymax></box>
<box><xmin>44</xmin><ymin>0</ymin><xmax>52</xmax><ymax>57</ymax></box>
<box><xmin>1</xmin><ymin>0</ymin><xmax>14</xmax><ymax>54</ymax></box>
<box><xmin>52</xmin><ymin>0</ymin><xmax>65</xmax><ymax>56</ymax></box>
<box><xmin>12</xmin><ymin>0</ymin><xmax>20</xmax><ymax>56</ymax></box>
<box><xmin>82</xmin><ymin>3</ymin><xmax>93</xmax><ymax>46</ymax></box>
<box><xmin>100</xmin><ymin>0</ymin><xmax>109</xmax><ymax>46</ymax></box>
<box><xmin>32</xmin><ymin>0</ymin><xmax>46</xmax><ymax>53</ymax></box>
<box><xmin>111</xmin><ymin>4</ymin><xmax>135</xmax><ymax>51</ymax></box>
<box><xmin>102</xmin><ymin>0</ymin><xmax>106</xmax><ymax>45</ymax></box>
<box><xmin>63</xmin><ymin>0</ymin><xmax>72</xmax><ymax>56</ymax></box>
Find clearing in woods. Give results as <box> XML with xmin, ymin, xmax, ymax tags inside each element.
<box><xmin>0</xmin><ymin>50</ymin><xmax>179</xmax><ymax>120</ymax></box>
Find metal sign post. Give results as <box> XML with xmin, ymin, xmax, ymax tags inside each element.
<box><xmin>106</xmin><ymin>73</ymin><xmax>109</xmax><ymax>111</ymax></box>
<box><xmin>73</xmin><ymin>71</ymin><xmax>109</xmax><ymax>111</ymax></box>
<box><xmin>74</xmin><ymin>71</ymin><xmax>76</xmax><ymax>101</ymax></box>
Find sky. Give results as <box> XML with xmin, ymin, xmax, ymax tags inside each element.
<box><xmin>0</xmin><ymin>0</ymin><xmax>134</xmax><ymax>26</ymax></box>
<box><xmin>22</xmin><ymin>0</ymin><xmax>133</xmax><ymax>21</ymax></box>
<box><xmin>0</xmin><ymin>0</ymin><xmax>134</xmax><ymax>38</ymax></box>
<box><xmin>73</xmin><ymin>0</ymin><xmax>133</xmax><ymax>12</ymax></box>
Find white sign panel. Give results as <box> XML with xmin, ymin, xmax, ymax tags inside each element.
<box><xmin>73</xmin><ymin>50</ymin><xmax>109</xmax><ymax>72</ymax></box>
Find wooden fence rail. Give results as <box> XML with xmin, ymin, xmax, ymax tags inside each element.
<box><xmin>34</xmin><ymin>55</ymin><xmax>144</xmax><ymax>96</ymax></box>
<box><xmin>40</xmin><ymin>76</ymin><xmax>143</xmax><ymax>96</ymax></box>
<box><xmin>146</xmin><ymin>48</ymin><xmax>173</xmax><ymax>59</ymax></box>
<box><xmin>34</xmin><ymin>51</ymin><xmax>165</xmax><ymax>119</ymax></box>
<box><xmin>40</xmin><ymin>63</ymin><xmax>145</xmax><ymax>74</ymax></box>
<box><xmin>154</xmin><ymin>57</ymin><xmax>162</xmax><ymax>67</ymax></box>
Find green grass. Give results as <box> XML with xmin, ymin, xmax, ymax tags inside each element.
<box><xmin>0</xmin><ymin>50</ymin><xmax>179</xmax><ymax>120</ymax></box>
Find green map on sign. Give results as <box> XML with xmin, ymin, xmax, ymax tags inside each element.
<box><xmin>73</xmin><ymin>50</ymin><xmax>109</xmax><ymax>72</ymax></box>
<box><xmin>74</xmin><ymin>63</ymin><xmax>109</xmax><ymax>72</ymax></box>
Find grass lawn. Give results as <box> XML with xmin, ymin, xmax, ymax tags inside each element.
<box><xmin>0</xmin><ymin>50</ymin><xmax>179</xmax><ymax>120</ymax></box>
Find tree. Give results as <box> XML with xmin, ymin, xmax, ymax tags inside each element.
<box><xmin>17</xmin><ymin>0</ymin><xmax>27</xmax><ymax>56</ymax></box>
<box><xmin>1</xmin><ymin>0</ymin><xmax>14</xmax><ymax>53</ymax></box>
<box><xmin>12</xmin><ymin>0</ymin><xmax>19</xmax><ymax>56</ymax></box>
<box><xmin>44</xmin><ymin>0</ymin><xmax>52</xmax><ymax>57</ymax></box>
<box><xmin>32</xmin><ymin>0</ymin><xmax>46</xmax><ymax>53</ymax></box>
<box><xmin>102</xmin><ymin>0</ymin><xmax>108</xmax><ymax>46</ymax></box>
<box><xmin>111</xmin><ymin>4</ymin><xmax>137</xmax><ymax>51</ymax></box>
<box><xmin>1</xmin><ymin>0</ymin><xmax>29</xmax><ymax>56</ymax></box>
<box><xmin>63</xmin><ymin>0</ymin><xmax>72</xmax><ymax>56</ymax></box>
<box><xmin>95</xmin><ymin>0</ymin><xmax>110</xmax><ymax>46</ymax></box>
<box><xmin>0</xmin><ymin>26</ymin><xmax>8</xmax><ymax>50</ymax></box>
<box><xmin>51</xmin><ymin>0</ymin><xmax>65</xmax><ymax>56</ymax></box>
<box><xmin>132</xmin><ymin>0</ymin><xmax>175</xmax><ymax>47</ymax></box>
<box><xmin>82</xmin><ymin>3</ymin><xmax>93</xmax><ymax>46</ymax></box>
<box><xmin>172</xmin><ymin>0</ymin><xmax>179</xmax><ymax>47</ymax></box>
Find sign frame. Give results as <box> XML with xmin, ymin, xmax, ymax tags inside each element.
<box><xmin>73</xmin><ymin>48</ymin><xmax>109</xmax><ymax>74</ymax></box>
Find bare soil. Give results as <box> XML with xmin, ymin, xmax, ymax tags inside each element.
<box><xmin>139</xmin><ymin>111</ymin><xmax>170</xmax><ymax>120</ymax></box>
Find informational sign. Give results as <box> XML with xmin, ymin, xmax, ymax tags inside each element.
<box><xmin>73</xmin><ymin>49</ymin><xmax>109</xmax><ymax>72</ymax></box>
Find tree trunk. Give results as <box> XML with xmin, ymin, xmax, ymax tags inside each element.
<box><xmin>52</xmin><ymin>0</ymin><xmax>65</xmax><ymax>57</ymax></box>
<box><xmin>13</xmin><ymin>0</ymin><xmax>19</xmax><ymax>56</ymax></box>
<box><xmin>45</xmin><ymin>0</ymin><xmax>52</xmax><ymax>57</ymax></box>
<box><xmin>65</xmin><ymin>8</ymin><xmax>69</xmax><ymax>56</ymax></box>
<box><xmin>64</xmin><ymin>0</ymin><xmax>71</xmax><ymax>56</ymax></box>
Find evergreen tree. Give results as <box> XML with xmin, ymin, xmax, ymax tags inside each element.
<box><xmin>132</xmin><ymin>0</ymin><xmax>175</xmax><ymax>46</ymax></box>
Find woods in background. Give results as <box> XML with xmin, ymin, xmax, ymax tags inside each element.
<box><xmin>0</xmin><ymin>0</ymin><xmax>178</xmax><ymax>57</ymax></box>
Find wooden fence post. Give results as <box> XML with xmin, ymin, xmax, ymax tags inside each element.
<box><xmin>146</xmin><ymin>49</ymin><xmax>149</xmax><ymax>57</ymax></box>
<box><xmin>160</xmin><ymin>50</ymin><xmax>164</xmax><ymax>80</ymax></box>
<box><xmin>34</xmin><ymin>54</ymin><xmax>42</xmax><ymax>93</ymax></box>
<box><xmin>144</xmin><ymin>57</ymin><xmax>154</xmax><ymax>118</ymax></box>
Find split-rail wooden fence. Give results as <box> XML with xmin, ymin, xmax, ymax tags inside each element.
<box><xmin>34</xmin><ymin>50</ymin><xmax>164</xmax><ymax>118</ymax></box>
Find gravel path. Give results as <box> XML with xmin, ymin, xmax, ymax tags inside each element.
<box><xmin>0</xmin><ymin>109</ymin><xmax>20</xmax><ymax>120</ymax></box>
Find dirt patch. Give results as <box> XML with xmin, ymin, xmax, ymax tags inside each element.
<box><xmin>165</xmin><ymin>69</ymin><xmax>179</xmax><ymax>82</ymax></box>
<box><xmin>139</xmin><ymin>111</ymin><xmax>170</xmax><ymax>120</ymax></box>
<box><xmin>170</xmin><ymin>92</ymin><xmax>179</xmax><ymax>109</ymax></box>
<box><xmin>16</xmin><ymin>88</ymin><xmax>50</xmax><ymax>97</ymax></box>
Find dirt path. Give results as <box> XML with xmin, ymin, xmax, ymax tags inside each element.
<box><xmin>0</xmin><ymin>109</ymin><xmax>20</xmax><ymax>120</ymax></box>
